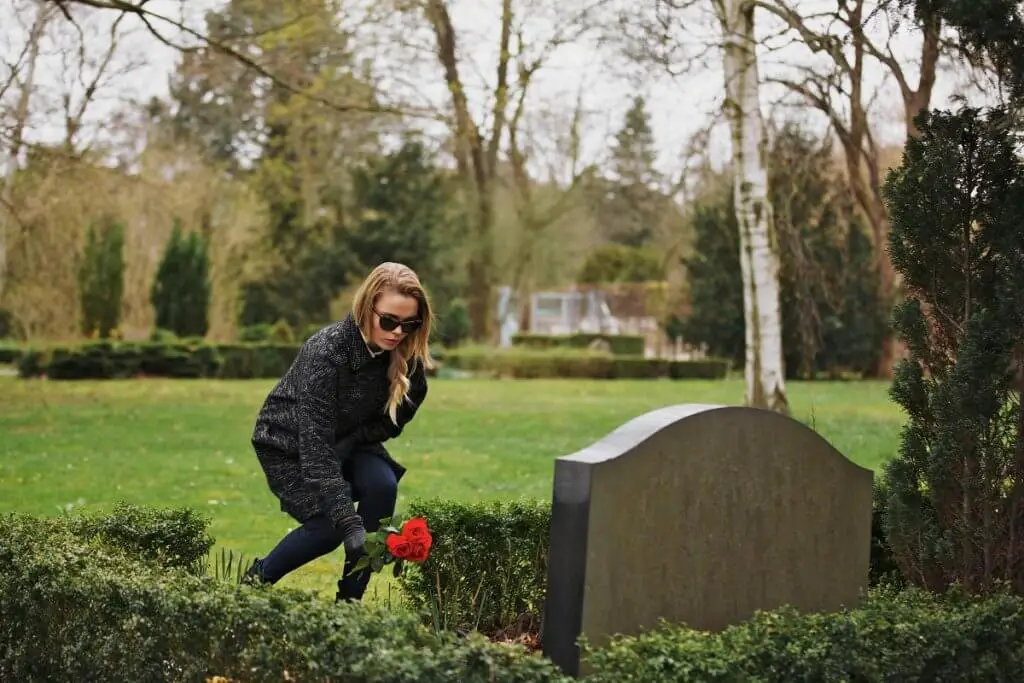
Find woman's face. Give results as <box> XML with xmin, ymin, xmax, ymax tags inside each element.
<box><xmin>370</xmin><ymin>290</ymin><xmax>421</xmax><ymax>351</ymax></box>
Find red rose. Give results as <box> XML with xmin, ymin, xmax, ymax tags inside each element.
<box><xmin>403</xmin><ymin>541</ymin><xmax>430</xmax><ymax>563</ymax></box>
<box><xmin>386</xmin><ymin>533</ymin><xmax>413</xmax><ymax>559</ymax></box>
<box><xmin>402</xmin><ymin>518</ymin><xmax>432</xmax><ymax>550</ymax></box>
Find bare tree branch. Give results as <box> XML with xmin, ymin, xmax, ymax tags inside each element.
<box><xmin>48</xmin><ymin>0</ymin><xmax>441</xmax><ymax>120</ymax></box>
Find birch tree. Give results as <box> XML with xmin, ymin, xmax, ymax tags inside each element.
<box><xmin>715</xmin><ymin>0</ymin><xmax>788</xmax><ymax>413</ymax></box>
<box><xmin>755</xmin><ymin>0</ymin><xmax>944</xmax><ymax>376</ymax></box>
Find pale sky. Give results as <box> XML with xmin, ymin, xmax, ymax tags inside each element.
<box><xmin>2</xmin><ymin>0</ymin><xmax>997</xmax><ymax>188</ymax></box>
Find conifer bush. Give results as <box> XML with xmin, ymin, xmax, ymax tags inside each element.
<box><xmin>882</xmin><ymin>105</ymin><xmax>1024</xmax><ymax>594</ymax></box>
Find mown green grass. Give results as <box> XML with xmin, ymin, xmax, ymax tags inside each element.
<box><xmin>0</xmin><ymin>375</ymin><xmax>903</xmax><ymax>600</ymax></box>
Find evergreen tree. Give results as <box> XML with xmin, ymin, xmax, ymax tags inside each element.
<box><xmin>882</xmin><ymin>105</ymin><xmax>1024</xmax><ymax>594</ymax></box>
<box><xmin>682</xmin><ymin>126</ymin><xmax>887</xmax><ymax>377</ymax></box>
<box><xmin>77</xmin><ymin>218</ymin><xmax>125</xmax><ymax>338</ymax></box>
<box><xmin>681</xmin><ymin>176</ymin><xmax>745</xmax><ymax>367</ymax></box>
<box><xmin>595</xmin><ymin>95</ymin><xmax>666</xmax><ymax>247</ymax></box>
<box><xmin>899</xmin><ymin>0</ymin><xmax>1024</xmax><ymax>102</ymax></box>
<box><xmin>151</xmin><ymin>219</ymin><xmax>211</xmax><ymax>338</ymax></box>
<box><xmin>347</xmin><ymin>139</ymin><xmax>456</xmax><ymax>305</ymax></box>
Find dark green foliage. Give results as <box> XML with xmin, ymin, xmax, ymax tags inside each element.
<box><xmin>77</xmin><ymin>218</ymin><xmax>125</xmax><ymax>338</ymax></box>
<box><xmin>435</xmin><ymin>298</ymin><xmax>471</xmax><ymax>347</ymax></box>
<box><xmin>5</xmin><ymin>502</ymin><xmax>1008</xmax><ymax>681</ymax></box>
<box><xmin>0</xmin><ymin>308</ymin><xmax>21</xmax><ymax>340</ymax></box>
<box><xmin>58</xmin><ymin>502</ymin><xmax>214</xmax><ymax>572</ymax></box>
<box><xmin>442</xmin><ymin>346</ymin><xmax>729</xmax><ymax>379</ymax></box>
<box><xmin>882</xmin><ymin>105</ymin><xmax>1024</xmax><ymax>594</ymax></box>
<box><xmin>680</xmin><ymin>179</ymin><xmax>745</xmax><ymax>367</ymax></box>
<box><xmin>512</xmin><ymin>332</ymin><xmax>646</xmax><ymax>356</ymax></box>
<box><xmin>577</xmin><ymin>244</ymin><xmax>663</xmax><ymax>284</ymax></box>
<box><xmin>0</xmin><ymin>341</ymin><xmax>22</xmax><ymax>365</ymax></box>
<box><xmin>237</xmin><ymin>211</ymin><xmax>357</xmax><ymax>329</ymax></box>
<box><xmin>348</xmin><ymin>139</ymin><xmax>451</xmax><ymax>296</ymax></box>
<box><xmin>16</xmin><ymin>341</ymin><xmax>298</xmax><ymax>380</ymax></box>
<box><xmin>682</xmin><ymin>126</ymin><xmax>888</xmax><ymax>378</ymax></box>
<box><xmin>398</xmin><ymin>499</ymin><xmax>551</xmax><ymax>636</ymax></box>
<box><xmin>151</xmin><ymin>219</ymin><xmax>212</xmax><ymax>338</ymax></box>
<box><xmin>583</xmin><ymin>585</ymin><xmax>1024</xmax><ymax>682</ymax></box>
<box><xmin>0</xmin><ymin>509</ymin><xmax>569</xmax><ymax>683</ymax></box>
<box><xmin>237</xmin><ymin>319</ymin><xmax>295</xmax><ymax>343</ymax></box>
<box><xmin>902</xmin><ymin>0</ymin><xmax>1024</xmax><ymax>102</ymax></box>
<box><xmin>593</xmin><ymin>95</ymin><xmax>666</xmax><ymax>247</ymax></box>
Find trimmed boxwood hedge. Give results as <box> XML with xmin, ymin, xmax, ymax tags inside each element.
<box><xmin>11</xmin><ymin>341</ymin><xmax>730</xmax><ymax>381</ymax></box>
<box><xmin>3</xmin><ymin>503</ymin><xmax>1023</xmax><ymax>682</ymax></box>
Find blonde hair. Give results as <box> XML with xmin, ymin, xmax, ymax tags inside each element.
<box><xmin>351</xmin><ymin>262</ymin><xmax>435</xmax><ymax>424</ymax></box>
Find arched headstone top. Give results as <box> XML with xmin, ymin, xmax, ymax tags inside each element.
<box><xmin>559</xmin><ymin>403</ymin><xmax>869</xmax><ymax>475</ymax></box>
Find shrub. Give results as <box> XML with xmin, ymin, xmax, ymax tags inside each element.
<box><xmin>0</xmin><ymin>509</ymin><xmax>569</xmax><ymax>683</ymax></box>
<box><xmin>583</xmin><ymin>586</ymin><xmax>1024</xmax><ymax>682</ymax></box>
<box><xmin>882</xmin><ymin>106</ymin><xmax>1024</xmax><ymax>593</ymax></box>
<box><xmin>18</xmin><ymin>341</ymin><xmax>222</xmax><ymax>379</ymax></box>
<box><xmin>398</xmin><ymin>499</ymin><xmax>550</xmax><ymax>636</ymax></box>
<box><xmin>512</xmin><ymin>332</ymin><xmax>645</xmax><ymax>357</ymax></box>
<box><xmin>214</xmin><ymin>343</ymin><xmax>300</xmax><ymax>379</ymax></box>
<box><xmin>59</xmin><ymin>502</ymin><xmax>215</xmax><ymax>572</ymax></box>
<box><xmin>0</xmin><ymin>341</ymin><xmax>21</xmax><ymax>364</ymax></box>
<box><xmin>16</xmin><ymin>341</ymin><xmax>303</xmax><ymax>380</ymax></box>
<box><xmin>443</xmin><ymin>346</ymin><xmax>729</xmax><ymax>380</ymax></box>
<box><xmin>151</xmin><ymin>219</ymin><xmax>211</xmax><ymax>338</ymax></box>
<box><xmin>77</xmin><ymin>218</ymin><xmax>125</xmax><ymax>339</ymax></box>
<box><xmin>400</xmin><ymin>496</ymin><xmax>904</xmax><ymax>642</ymax></box>
<box><xmin>238</xmin><ymin>319</ymin><xmax>295</xmax><ymax>344</ymax></box>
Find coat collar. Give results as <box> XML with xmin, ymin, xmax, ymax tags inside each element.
<box><xmin>341</xmin><ymin>313</ymin><xmax>380</xmax><ymax>372</ymax></box>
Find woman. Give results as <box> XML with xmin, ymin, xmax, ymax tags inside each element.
<box><xmin>245</xmin><ymin>262</ymin><xmax>434</xmax><ymax>602</ymax></box>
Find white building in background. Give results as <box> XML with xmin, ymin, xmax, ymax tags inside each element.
<box><xmin>497</xmin><ymin>285</ymin><xmax>706</xmax><ymax>360</ymax></box>
<box><xmin>496</xmin><ymin>286</ymin><xmax>622</xmax><ymax>348</ymax></box>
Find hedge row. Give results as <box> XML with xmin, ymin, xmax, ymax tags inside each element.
<box><xmin>16</xmin><ymin>341</ymin><xmax>301</xmax><ymax>380</ymax></box>
<box><xmin>511</xmin><ymin>333</ymin><xmax>645</xmax><ymax>357</ymax></box>
<box><xmin>0</xmin><ymin>341</ymin><xmax>20</xmax><ymax>364</ymax></box>
<box><xmin>443</xmin><ymin>347</ymin><xmax>730</xmax><ymax>380</ymax></box>
<box><xmin>4</xmin><ymin>502</ymin><xmax>1023</xmax><ymax>682</ymax></box>
<box><xmin>11</xmin><ymin>341</ymin><xmax>730</xmax><ymax>381</ymax></box>
<box><xmin>0</xmin><ymin>505</ymin><xmax>568</xmax><ymax>683</ymax></box>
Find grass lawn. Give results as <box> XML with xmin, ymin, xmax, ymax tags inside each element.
<box><xmin>0</xmin><ymin>375</ymin><xmax>903</xmax><ymax>600</ymax></box>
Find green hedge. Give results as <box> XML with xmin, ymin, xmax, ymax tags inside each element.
<box><xmin>16</xmin><ymin>340</ymin><xmax>299</xmax><ymax>380</ymax></box>
<box><xmin>398</xmin><ymin>499</ymin><xmax>550</xmax><ymax>636</ymax></box>
<box><xmin>444</xmin><ymin>346</ymin><xmax>729</xmax><ymax>380</ymax></box>
<box><xmin>582</xmin><ymin>586</ymin><xmax>1024</xmax><ymax>682</ymax></box>
<box><xmin>14</xmin><ymin>341</ymin><xmax>728</xmax><ymax>381</ymax></box>
<box><xmin>0</xmin><ymin>506</ymin><xmax>569</xmax><ymax>683</ymax></box>
<box><xmin>4</xmin><ymin>503</ymin><xmax>1021</xmax><ymax>681</ymax></box>
<box><xmin>398</xmin><ymin>492</ymin><xmax>903</xmax><ymax>641</ymax></box>
<box><xmin>512</xmin><ymin>332</ymin><xmax>645</xmax><ymax>356</ymax></box>
<box><xmin>0</xmin><ymin>341</ymin><xmax>20</xmax><ymax>364</ymax></box>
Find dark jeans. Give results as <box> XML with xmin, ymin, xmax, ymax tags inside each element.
<box><xmin>256</xmin><ymin>448</ymin><xmax>398</xmax><ymax>601</ymax></box>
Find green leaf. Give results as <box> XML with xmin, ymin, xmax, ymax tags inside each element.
<box><xmin>347</xmin><ymin>555</ymin><xmax>371</xmax><ymax>577</ymax></box>
<box><xmin>370</xmin><ymin>554</ymin><xmax>385</xmax><ymax>572</ymax></box>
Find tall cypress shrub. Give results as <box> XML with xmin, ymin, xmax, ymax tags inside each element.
<box><xmin>151</xmin><ymin>219</ymin><xmax>211</xmax><ymax>338</ymax></box>
<box><xmin>77</xmin><ymin>218</ymin><xmax>125</xmax><ymax>338</ymax></box>
<box><xmin>882</xmin><ymin>105</ymin><xmax>1024</xmax><ymax>594</ymax></box>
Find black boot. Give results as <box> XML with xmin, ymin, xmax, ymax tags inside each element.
<box><xmin>241</xmin><ymin>557</ymin><xmax>264</xmax><ymax>586</ymax></box>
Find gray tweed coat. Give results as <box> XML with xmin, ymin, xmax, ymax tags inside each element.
<box><xmin>250</xmin><ymin>313</ymin><xmax>428</xmax><ymax>527</ymax></box>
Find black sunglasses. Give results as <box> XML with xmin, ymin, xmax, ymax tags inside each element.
<box><xmin>376</xmin><ymin>310</ymin><xmax>422</xmax><ymax>335</ymax></box>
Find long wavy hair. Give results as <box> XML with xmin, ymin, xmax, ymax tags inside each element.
<box><xmin>351</xmin><ymin>262</ymin><xmax>434</xmax><ymax>424</ymax></box>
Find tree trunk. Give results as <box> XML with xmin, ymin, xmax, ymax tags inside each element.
<box><xmin>1</xmin><ymin>1</ymin><xmax>50</xmax><ymax>307</ymax></box>
<box><xmin>720</xmin><ymin>0</ymin><xmax>788</xmax><ymax>413</ymax></box>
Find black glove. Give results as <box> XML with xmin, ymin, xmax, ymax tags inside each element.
<box><xmin>339</xmin><ymin>514</ymin><xmax>365</xmax><ymax>553</ymax></box>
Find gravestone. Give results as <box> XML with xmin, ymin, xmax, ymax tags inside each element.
<box><xmin>541</xmin><ymin>403</ymin><xmax>874</xmax><ymax>677</ymax></box>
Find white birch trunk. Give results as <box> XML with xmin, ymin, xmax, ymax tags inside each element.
<box><xmin>718</xmin><ymin>0</ymin><xmax>789</xmax><ymax>413</ymax></box>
